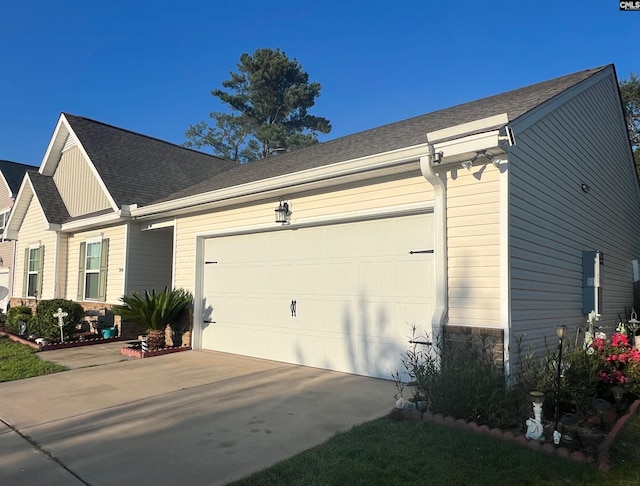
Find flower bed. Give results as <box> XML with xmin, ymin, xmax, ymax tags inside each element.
<box><xmin>0</xmin><ymin>329</ymin><xmax>121</xmax><ymax>351</ymax></box>
<box><xmin>391</xmin><ymin>398</ymin><xmax>640</xmax><ymax>472</ymax></box>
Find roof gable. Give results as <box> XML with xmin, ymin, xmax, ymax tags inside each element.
<box><xmin>0</xmin><ymin>160</ymin><xmax>36</xmax><ymax>196</ymax></box>
<box><xmin>60</xmin><ymin>115</ymin><xmax>239</xmax><ymax>208</ymax></box>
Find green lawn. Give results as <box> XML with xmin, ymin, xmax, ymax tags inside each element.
<box><xmin>0</xmin><ymin>336</ymin><xmax>67</xmax><ymax>382</ymax></box>
<box><xmin>232</xmin><ymin>413</ymin><xmax>640</xmax><ymax>486</ymax></box>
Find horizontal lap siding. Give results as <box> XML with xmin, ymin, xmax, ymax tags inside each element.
<box><xmin>53</xmin><ymin>146</ymin><xmax>111</xmax><ymax>217</ymax></box>
<box><xmin>510</xmin><ymin>76</ymin><xmax>640</xmax><ymax>351</ymax></box>
<box><xmin>173</xmin><ymin>171</ymin><xmax>434</xmax><ymax>292</ymax></box>
<box><xmin>14</xmin><ymin>198</ymin><xmax>57</xmax><ymax>298</ymax></box>
<box><xmin>66</xmin><ymin>225</ymin><xmax>126</xmax><ymax>304</ymax></box>
<box><xmin>447</xmin><ymin>168</ymin><xmax>501</xmax><ymax>326</ymax></box>
<box><xmin>126</xmin><ymin>224</ymin><xmax>173</xmax><ymax>293</ymax></box>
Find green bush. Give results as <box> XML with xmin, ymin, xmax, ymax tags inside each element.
<box><xmin>5</xmin><ymin>306</ymin><xmax>32</xmax><ymax>334</ymax></box>
<box><xmin>30</xmin><ymin>299</ymin><xmax>85</xmax><ymax>341</ymax></box>
<box><xmin>394</xmin><ymin>325</ymin><xmax>523</xmax><ymax>429</ymax></box>
<box><xmin>112</xmin><ymin>287</ymin><xmax>193</xmax><ymax>331</ymax></box>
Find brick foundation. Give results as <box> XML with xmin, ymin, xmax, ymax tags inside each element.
<box><xmin>443</xmin><ymin>325</ymin><xmax>505</xmax><ymax>368</ymax></box>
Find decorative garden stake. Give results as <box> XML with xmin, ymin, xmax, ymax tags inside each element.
<box><xmin>525</xmin><ymin>391</ymin><xmax>545</xmax><ymax>440</ymax></box>
<box><xmin>554</xmin><ymin>325</ymin><xmax>567</xmax><ymax>444</ymax></box>
<box><xmin>53</xmin><ymin>307</ymin><xmax>68</xmax><ymax>343</ymax></box>
<box><xmin>628</xmin><ymin>310</ymin><xmax>640</xmax><ymax>350</ymax></box>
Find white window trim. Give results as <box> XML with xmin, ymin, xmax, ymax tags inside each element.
<box><xmin>83</xmin><ymin>237</ymin><xmax>103</xmax><ymax>301</ymax></box>
<box><xmin>27</xmin><ymin>244</ymin><xmax>41</xmax><ymax>298</ymax></box>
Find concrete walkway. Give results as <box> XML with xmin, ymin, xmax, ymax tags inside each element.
<box><xmin>0</xmin><ymin>344</ymin><xmax>394</xmax><ymax>485</ymax></box>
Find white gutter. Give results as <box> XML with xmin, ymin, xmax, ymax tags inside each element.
<box><xmin>420</xmin><ymin>146</ymin><xmax>447</xmax><ymax>341</ymax></box>
<box><xmin>421</xmin><ymin>113</ymin><xmax>512</xmax><ymax>341</ymax></box>
<box><xmin>130</xmin><ymin>144</ymin><xmax>429</xmax><ymax>219</ymax></box>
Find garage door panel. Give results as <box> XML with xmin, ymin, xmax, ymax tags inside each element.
<box><xmin>201</xmin><ymin>213</ymin><xmax>434</xmax><ymax>378</ymax></box>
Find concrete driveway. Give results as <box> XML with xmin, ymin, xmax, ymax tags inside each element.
<box><xmin>0</xmin><ymin>344</ymin><xmax>394</xmax><ymax>485</ymax></box>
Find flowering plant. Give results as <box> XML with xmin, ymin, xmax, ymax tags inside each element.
<box><xmin>590</xmin><ymin>332</ymin><xmax>640</xmax><ymax>394</ymax></box>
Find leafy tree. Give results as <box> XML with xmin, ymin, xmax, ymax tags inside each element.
<box><xmin>185</xmin><ymin>48</ymin><xmax>331</xmax><ymax>163</ymax></box>
<box><xmin>619</xmin><ymin>73</ymin><xmax>640</xmax><ymax>175</ymax></box>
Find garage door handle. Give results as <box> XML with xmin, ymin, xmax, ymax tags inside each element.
<box><xmin>290</xmin><ymin>300</ymin><xmax>297</xmax><ymax>317</ymax></box>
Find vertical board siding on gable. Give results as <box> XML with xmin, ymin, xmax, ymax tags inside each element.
<box><xmin>173</xmin><ymin>172</ymin><xmax>434</xmax><ymax>291</ymax></box>
<box><xmin>14</xmin><ymin>198</ymin><xmax>57</xmax><ymax>299</ymax></box>
<box><xmin>53</xmin><ymin>146</ymin><xmax>111</xmax><ymax>217</ymax></box>
<box><xmin>126</xmin><ymin>224</ymin><xmax>173</xmax><ymax>293</ymax></box>
<box><xmin>446</xmin><ymin>168</ymin><xmax>501</xmax><ymax>326</ymax></box>
<box><xmin>65</xmin><ymin>225</ymin><xmax>125</xmax><ymax>304</ymax></box>
<box><xmin>509</xmin><ymin>76</ymin><xmax>640</xmax><ymax>352</ymax></box>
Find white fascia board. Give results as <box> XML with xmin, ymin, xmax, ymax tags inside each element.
<box><xmin>141</xmin><ymin>219</ymin><xmax>176</xmax><ymax>231</ymax></box>
<box><xmin>427</xmin><ymin>113</ymin><xmax>509</xmax><ymax>143</ymax></box>
<box><xmin>39</xmin><ymin>115</ymin><xmax>68</xmax><ymax>175</ymax></box>
<box><xmin>131</xmin><ymin>144</ymin><xmax>428</xmax><ymax>219</ymax></box>
<box><xmin>430</xmin><ymin>130</ymin><xmax>507</xmax><ymax>165</ymax></box>
<box><xmin>60</xmin><ymin>211</ymin><xmax>127</xmax><ymax>232</ymax></box>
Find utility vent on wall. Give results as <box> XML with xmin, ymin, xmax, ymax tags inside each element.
<box><xmin>62</xmin><ymin>134</ymin><xmax>78</xmax><ymax>152</ymax></box>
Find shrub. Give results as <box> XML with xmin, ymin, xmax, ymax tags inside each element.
<box><xmin>5</xmin><ymin>306</ymin><xmax>32</xmax><ymax>334</ymax></box>
<box><xmin>112</xmin><ymin>287</ymin><xmax>193</xmax><ymax>331</ymax></box>
<box><xmin>30</xmin><ymin>299</ymin><xmax>85</xmax><ymax>340</ymax></box>
<box><xmin>394</xmin><ymin>325</ymin><xmax>523</xmax><ymax>429</ymax></box>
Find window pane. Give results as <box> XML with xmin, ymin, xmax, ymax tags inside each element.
<box><xmin>27</xmin><ymin>274</ymin><xmax>38</xmax><ymax>297</ymax></box>
<box><xmin>28</xmin><ymin>248</ymin><xmax>40</xmax><ymax>272</ymax></box>
<box><xmin>85</xmin><ymin>273</ymin><xmax>99</xmax><ymax>300</ymax></box>
<box><xmin>86</xmin><ymin>242</ymin><xmax>101</xmax><ymax>271</ymax></box>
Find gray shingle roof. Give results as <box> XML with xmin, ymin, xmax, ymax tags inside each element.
<box><xmin>159</xmin><ymin>65</ymin><xmax>609</xmax><ymax>202</ymax></box>
<box><xmin>62</xmin><ymin>114</ymin><xmax>239</xmax><ymax>208</ymax></box>
<box><xmin>28</xmin><ymin>171</ymin><xmax>70</xmax><ymax>224</ymax></box>
<box><xmin>0</xmin><ymin>160</ymin><xmax>36</xmax><ymax>195</ymax></box>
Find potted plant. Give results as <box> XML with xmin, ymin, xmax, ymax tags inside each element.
<box><xmin>112</xmin><ymin>287</ymin><xmax>193</xmax><ymax>351</ymax></box>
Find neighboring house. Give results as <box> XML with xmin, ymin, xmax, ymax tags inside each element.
<box><xmin>0</xmin><ymin>160</ymin><xmax>37</xmax><ymax>312</ymax></box>
<box><xmin>6</xmin><ymin>64</ymin><xmax>640</xmax><ymax>378</ymax></box>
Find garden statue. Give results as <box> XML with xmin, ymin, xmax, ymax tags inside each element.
<box><xmin>53</xmin><ymin>307</ymin><xmax>68</xmax><ymax>343</ymax></box>
<box><xmin>525</xmin><ymin>391</ymin><xmax>545</xmax><ymax>440</ymax></box>
<box><xmin>525</xmin><ymin>418</ymin><xmax>543</xmax><ymax>440</ymax></box>
<box><xmin>18</xmin><ymin>319</ymin><xmax>27</xmax><ymax>336</ymax></box>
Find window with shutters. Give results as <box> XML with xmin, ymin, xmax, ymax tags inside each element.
<box><xmin>27</xmin><ymin>247</ymin><xmax>40</xmax><ymax>297</ymax></box>
<box><xmin>78</xmin><ymin>238</ymin><xmax>109</xmax><ymax>302</ymax></box>
<box><xmin>23</xmin><ymin>245</ymin><xmax>44</xmax><ymax>298</ymax></box>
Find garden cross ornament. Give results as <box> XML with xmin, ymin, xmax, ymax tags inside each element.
<box><xmin>53</xmin><ymin>307</ymin><xmax>68</xmax><ymax>343</ymax></box>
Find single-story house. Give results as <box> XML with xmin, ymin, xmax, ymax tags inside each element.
<box><xmin>0</xmin><ymin>160</ymin><xmax>37</xmax><ymax>311</ymax></box>
<box><xmin>6</xmin><ymin>64</ymin><xmax>640</xmax><ymax>378</ymax></box>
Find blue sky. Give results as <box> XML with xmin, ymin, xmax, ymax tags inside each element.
<box><xmin>1</xmin><ymin>0</ymin><xmax>638</xmax><ymax>166</ymax></box>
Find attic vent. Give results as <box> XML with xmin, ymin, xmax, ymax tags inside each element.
<box><xmin>62</xmin><ymin>134</ymin><xmax>78</xmax><ymax>152</ymax></box>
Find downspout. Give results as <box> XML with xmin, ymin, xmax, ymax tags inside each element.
<box><xmin>420</xmin><ymin>140</ymin><xmax>448</xmax><ymax>341</ymax></box>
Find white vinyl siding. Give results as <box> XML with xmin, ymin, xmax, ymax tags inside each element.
<box><xmin>14</xmin><ymin>197</ymin><xmax>57</xmax><ymax>299</ymax></box>
<box><xmin>446</xmin><ymin>167</ymin><xmax>502</xmax><ymax>327</ymax></box>
<box><xmin>126</xmin><ymin>223</ymin><xmax>174</xmax><ymax>294</ymax></box>
<box><xmin>66</xmin><ymin>225</ymin><xmax>125</xmax><ymax>304</ymax></box>
<box><xmin>174</xmin><ymin>170</ymin><xmax>433</xmax><ymax>291</ymax></box>
<box><xmin>509</xmin><ymin>75</ymin><xmax>640</xmax><ymax>348</ymax></box>
<box><xmin>53</xmin><ymin>146</ymin><xmax>111</xmax><ymax>217</ymax></box>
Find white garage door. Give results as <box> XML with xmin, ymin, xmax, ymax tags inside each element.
<box><xmin>200</xmin><ymin>213</ymin><xmax>434</xmax><ymax>378</ymax></box>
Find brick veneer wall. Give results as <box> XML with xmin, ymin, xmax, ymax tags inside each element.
<box><xmin>443</xmin><ymin>325</ymin><xmax>505</xmax><ymax>368</ymax></box>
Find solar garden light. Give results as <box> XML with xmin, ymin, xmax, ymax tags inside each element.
<box><xmin>553</xmin><ymin>325</ymin><xmax>567</xmax><ymax>444</ymax></box>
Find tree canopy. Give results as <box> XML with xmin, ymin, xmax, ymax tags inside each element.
<box><xmin>185</xmin><ymin>48</ymin><xmax>331</xmax><ymax>163</ymax></box>
<box><xmin>620</xmin><ymin>73</ymin><xmax>640</xmax><ymax>175</ymax></box>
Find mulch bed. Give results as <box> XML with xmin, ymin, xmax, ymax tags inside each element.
<box><xmin>0</xmin><ymin>329</ymin><xmax>122</xmax><ymax>351</ymax></box>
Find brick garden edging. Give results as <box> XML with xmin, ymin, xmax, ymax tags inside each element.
<box><xmin>0</xmin><ymin>330</ymin><xmax>121</xmax><ymax>351</ymax></box>
<box><xmin>120</xmin><ymin>345</ymin><xmax>191</xmax><ymax>359</ymax></box>
<box><xmin>393</xmin><ymin>398</ymin><xmax>640</xmax><ymax>472</ymax></box>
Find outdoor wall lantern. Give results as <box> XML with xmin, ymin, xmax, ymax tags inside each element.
<box><xmin>275</xmin><ymin>197</ymin><xmax>291</xmax><ymax>225</ymax></box>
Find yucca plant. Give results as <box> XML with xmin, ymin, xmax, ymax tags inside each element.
<box><xmin>112</xmin><ymin>287</ymin><xmax>193</xmax><ymax>351</ymax></box>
